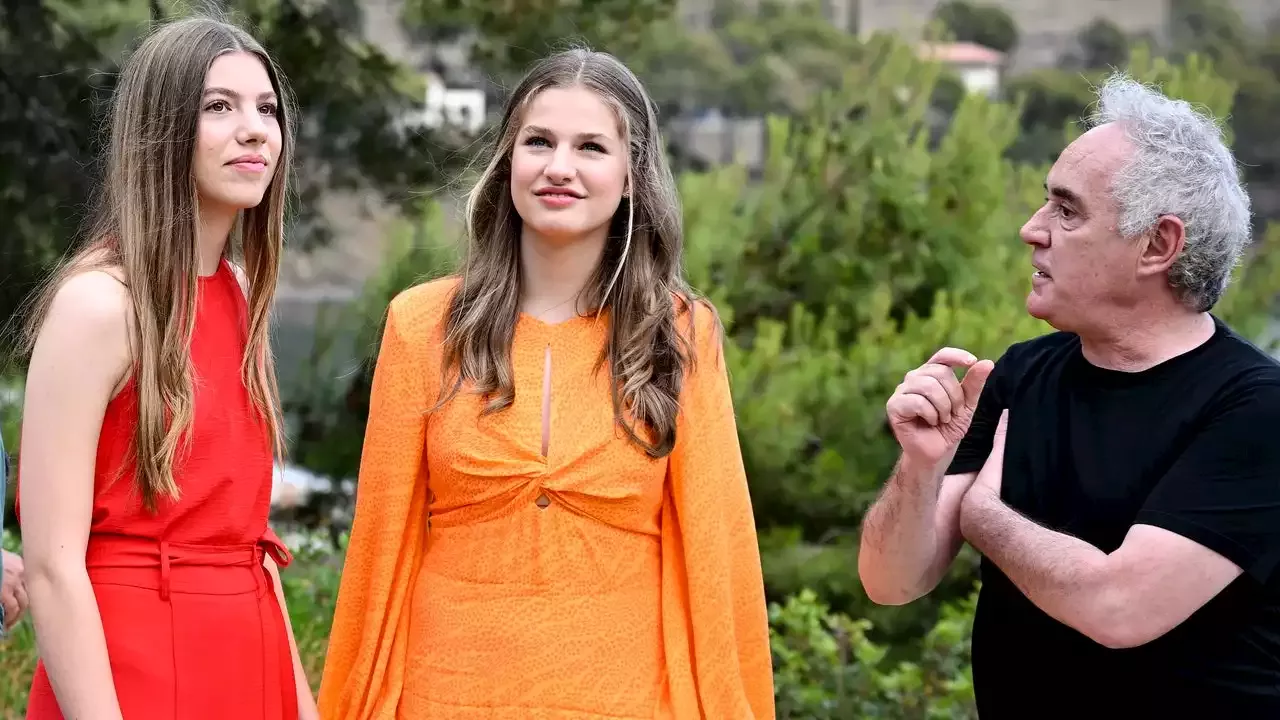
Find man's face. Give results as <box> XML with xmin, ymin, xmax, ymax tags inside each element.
<box><xmin>1019</xmin><ymin>123</ymin><xmax>1144</xmax><ymax>332</ymax></box>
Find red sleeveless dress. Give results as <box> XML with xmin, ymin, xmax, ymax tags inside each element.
<box><xmin>21</xmin><ymin>260</ymin><xmax>298</xmax><ymax>720</ymax></box>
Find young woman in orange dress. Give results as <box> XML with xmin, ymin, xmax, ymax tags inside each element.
<box><xmin>16</xmin><ymin>16</ymin><xmax>318</xmax><ymax>720</ymax></box>
<box><xmin>318</xmin><ymin>49</ymin><xmax>775</xmax><ymax>719</ymax></box>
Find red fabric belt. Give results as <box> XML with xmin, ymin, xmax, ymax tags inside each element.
<box><xmin>85</xmin><ymin>529</ymin><xmax>294</xmax><ymax>600</ymax></box>
<box><xmin>83</xmin><ymin>529</ymin><xmax>298</xmax><ymax>720</ymax></box>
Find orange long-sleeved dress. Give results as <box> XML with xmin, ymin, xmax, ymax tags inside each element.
<box><xmin>317</xmin><ymin>277</ymin><xmax>774</xmax><ymax>719</ymax></box>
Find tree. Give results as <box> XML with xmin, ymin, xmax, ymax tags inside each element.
<box><xmin>602</xmin><ymin>13</ymin><xmax>741</xmax><ymax>118</ymax></box>
<box><xmin>1168</xmin><ymin>0</ymin><xmax>1252</xmax><ymax>68</ymax></box>
<box><xmin>1077</xmin><ymin>17</ymin><xmax>1130</xmax><ymax>69</ymax></box>
<box><xmin>400</xmin><ymin>0</ymin><xmax>677</xmax><ymax>85</ymax></box>
<box><xmin>0</xmin><ymin>0</ymin><xmax>111</xmax><ymax>347</ymax></box>
<box><xmin>711</xmin><ymin>0</ymin><xmax>864</xmax><ymax>116</ymax></box>
<box><xmin>932</xmin><ymin>1</ymin><xmax>1018</xmax><ymax>54</ymax></box>
<box><xmin>1002</xmin><ymin>68</ymin><xmax>1099</xmax><ymax>164</ymax></box>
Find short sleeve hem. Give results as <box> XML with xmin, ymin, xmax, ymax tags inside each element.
<box><xmin>1134</xmin><ymin>508</ymin><xmax>1268</xmax><ymax>583</ymax></box>
<box><xmin>946</xmin><ymin>456</ymin><xmax>985</xmax><ymax>477</ymax></box>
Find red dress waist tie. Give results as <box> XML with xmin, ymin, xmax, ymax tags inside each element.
<box><xmin>83</xmin><ymin>530</ymin><xmax>298</xmax><ymax>719</ymax></box>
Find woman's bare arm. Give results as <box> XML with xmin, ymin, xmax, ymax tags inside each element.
<box><xmin>264</xmin><ymin>554</ymin><xmax>320</xmax><ymax>719</ymax></box>
<box><xmin>19</xmin><ymin>270</ymin><xmax>132</xmax><ymax>719</ymax></box>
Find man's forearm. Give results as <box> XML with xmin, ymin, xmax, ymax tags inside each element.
<box><xmin>858</xmin><ymin>454</ymin><xmax>951</xmax><ymax>604</ymax></box>
<box><xmin>960</xmin><ymin>487</ymin><xmax>1121</xmax><ymax>643</ymax></box>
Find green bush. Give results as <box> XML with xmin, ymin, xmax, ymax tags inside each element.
<box><xmin>771</xmin><ymin>587</ymin><xmax>977</xmax><ymax>718</ymax></box>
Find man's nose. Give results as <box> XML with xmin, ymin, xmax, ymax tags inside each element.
<box><xmin>1020</xmin><ymin>207</ymin><xmax>1050</xmax><ymax>247</ymax></box>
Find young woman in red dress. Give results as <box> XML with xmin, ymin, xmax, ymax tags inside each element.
<box><xmin>14</xmin><ymin>15</ymin><xmax>318</xmax><ymax>720</ymax></box>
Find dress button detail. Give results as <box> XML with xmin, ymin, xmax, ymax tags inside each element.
<box><xmin>535</xmin><ymin>492</ymin><xmax>551</xmax><ymax>509</ymax></box>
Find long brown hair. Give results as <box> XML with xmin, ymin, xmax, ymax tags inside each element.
<box><xmin>19</xmin><ymin>15</ymin><xmax>295</xmax><ymax>510</ymax></box>
<box><xmin>438</xmin><ymin>47</ymin><xmax>710</xmax><ymax>458</ymax></box>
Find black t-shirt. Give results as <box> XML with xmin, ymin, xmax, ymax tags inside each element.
<box><xmin>948</xmin><ymin>315</ymin><xmax>1280</xmax><ymax>718</ymax></box>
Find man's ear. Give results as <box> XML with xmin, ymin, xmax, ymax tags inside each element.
<box><xmin>1137</xmin><ymin>214</ymin><xmax>1186</xmax><ymax>278</ymax></box>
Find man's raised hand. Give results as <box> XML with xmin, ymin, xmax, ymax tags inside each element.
<box><xmin>886</xmin><ymin>347</ymin><xmax>995</xmax><ymax>469</ymax></box>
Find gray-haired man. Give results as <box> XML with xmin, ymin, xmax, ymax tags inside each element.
<box><xmin>859</xmin><ymin>73</ymin><xmax>1280</xmax><ymax>716</ymax></box>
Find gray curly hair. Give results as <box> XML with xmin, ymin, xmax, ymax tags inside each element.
<box><xmin>1087</xmin><ymin>73</ymin><xmax>1252</xmax><ymax>312</ymax></box>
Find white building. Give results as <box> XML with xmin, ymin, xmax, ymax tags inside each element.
<box><xmin>918</xmin><ymin>41</ymin><xmax>1007</xmax><ymax>98</ymax></box>
<box><xmin>399</xmin><ymin>71</ymin><xmax>487</xmax><ymax>134</ymax></box>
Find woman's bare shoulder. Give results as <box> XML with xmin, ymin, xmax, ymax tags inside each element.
<box><xmin>37</xmin><ymin>269</ymin><xmax>132</xmax><ymax>360</ymax></box>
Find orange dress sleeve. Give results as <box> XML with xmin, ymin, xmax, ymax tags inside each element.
<box><xmin>318</xmin><ymin>298</ymin><xmax>431</xmax><ymax>719</ymax></box>
<box><xmin>661</xmin><ymin>301</ymin><xmax>776</xmax><ymax>718</ymax></box>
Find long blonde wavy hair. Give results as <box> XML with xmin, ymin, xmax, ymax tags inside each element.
<box><xmin>437</xmin><ymin>48</ymin><xmax>711</xmax><ymax>458</ymax></box>
<box><xmin>20</xmin><ymin>16</ymin><xmax>294</xmax><ymax>510</ymax></box>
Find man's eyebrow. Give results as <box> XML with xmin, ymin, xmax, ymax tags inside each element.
<box><xmin>1046</xmin><ymin>183</ymin><xmax>1083</xmax><ymax>208</ymax></box>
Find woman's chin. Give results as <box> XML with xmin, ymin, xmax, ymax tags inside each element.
<box><xmin>199</xmin><ymin>186</ymin><xmax>270</xmax><ymax>213</ymax></box>
<box><xmin>522</xmin><ymin>220</ymin><xmax>608</xmax><ymax>247</ymax></box>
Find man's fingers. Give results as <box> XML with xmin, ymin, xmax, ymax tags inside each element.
<box><xmin>926</xmin><ymin>346</ymin><xmax>978</xmax><ymax>368</ymax></box>
<box><xmin>921</xmin><ymin>347</ymin><xmax>992</xmax><ymax>410</ymax></box>
<box><xmin>912</xmin><ymin>364</ymin><xmax>966</xmax><ymax>413</ymax></box>
<box><xmin>902</xmin><ymin>375</ymin><xmax>954</xmax><ymax>423</ymax></box>
<box><xmin>961</xmin><ymin>359</ymin><xmax>996</xmax><ymax>408</ymax></box>
<box><xmin>889</xmin><ymin>392</ymin><xmax>941</xmax><ymax>427</ymax></box>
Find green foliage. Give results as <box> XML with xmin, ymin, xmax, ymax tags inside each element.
<box><xmin>771</xmin><ymin>588</ymin><xmax>977</xmax><ymax>718</ymax></box>
<box><xmin>236</xmin><ymin>0</ymin><xmax>466</xmax><ymax>244</ymax></box>
<box><xmin>931</xmin><ymin>1</ymin><xmax>1018</xmax><ymax>54</ymax></box>
<box><xmin>1216</xmin><ymin>223</ymin><xmax>1280</xmax><ymax>343</ymax></box>
<box><xmin>275</xmin><ymin>536</ymin><xmax>345</xmax><ymax>687</ymax></box>
<box><xmin>606</xmin><ymin>13</ymin><xmax>739</xmax><ymax>118</ymax></box>
<box><xmin>0</xmin><ymin>0</ymin><xmax>107</xmax><ymax>343</ymax></box>
<box><xmin>1077</xmin><ymin>18</ymin><xmax>1130</xmax><ymax>70</ymax></box>
<box><xmin>0</xmin><ymin>530</ymin><xmax>35</xmax><ymax>715</ymax></box>
<box><xmin>1005</xmin><ymin>40</ymin><xmax>1244</xmax><ymax>161</ymax></box>
<box><xmin>509</xmin><ymin>0</ymin><xmax>869</xmax><ymax>121</ymax></box>
<box><xmin>1002</xmin><ymin>68</ymin><xmax>1098</xmax><ymax>164</ymax></box>
<box><xmin>1123</xmin><ymin>44</ymin><xmax>1240</xmax><ymax>133</ymax></box>
<box><xmin>709</xmin><ymin>0</ymin><xmax>864</xmax><ymax>116</ymax></box>
<box><xmin>1168</xmin><ymin>0</ymin><xmax>1252</xmax><ymax>68</ymax></box>
<box><xmin>400</xmin><ymin>0</ymin><xmax>676</xmax><ymax>82</ymax></box>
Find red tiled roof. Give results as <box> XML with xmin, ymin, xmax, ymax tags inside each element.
<box><xmin>918</xmin><ymin>41</ymin><xmax>1006</xmax><ymax>66</ymax></box>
